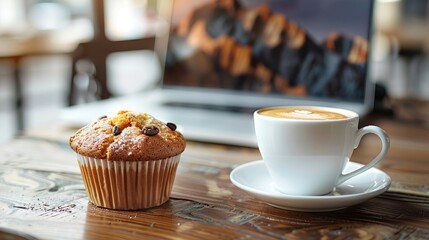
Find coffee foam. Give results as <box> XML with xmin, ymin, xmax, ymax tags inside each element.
<box><xmin>259</xmin><ymin>107</ymin><xmax>348</xmax><ymax>120</ymax></box>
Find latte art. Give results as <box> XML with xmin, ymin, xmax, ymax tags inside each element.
<box><xmin>259</xmin><ymin>107</ymin><xmax>348</xmax><ymax>120</ymax></box>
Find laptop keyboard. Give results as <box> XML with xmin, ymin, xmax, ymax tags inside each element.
<box><xmin>162</xmin><ymin>101</ymin><xmax>261</xmax><ymax>114</ymax></box>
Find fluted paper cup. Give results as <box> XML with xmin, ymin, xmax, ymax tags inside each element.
<box><xmin>76</xmin><ymin>154</ymin><xmax>181</xmax><ymax>210</ymax></box>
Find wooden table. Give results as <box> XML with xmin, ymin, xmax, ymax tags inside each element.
<box><xmin>0</xmin><ymin>99</ymin><xmax>428</xmax><ymax>239</ymax></box>
<box><xmin>0</xmin><ymin>35</ymin><xmax>79</xmax><ymax>131</ymax></box>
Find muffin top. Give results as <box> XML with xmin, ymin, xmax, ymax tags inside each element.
<box><xmin>69</xmin><ymin>110</ymin><xmax>186</xmax><ymax>161</ymax></box>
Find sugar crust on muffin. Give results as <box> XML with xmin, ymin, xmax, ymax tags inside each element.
<box><xmin>69</xmin><ymin>110</ymin><xmax>186</xmax><ymax>161</ymax></box>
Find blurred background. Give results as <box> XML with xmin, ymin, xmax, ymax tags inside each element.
<box><xmin>0</xmin><ymin>0</ymin><xmax>428</xmax><ymax>143</ymax></box>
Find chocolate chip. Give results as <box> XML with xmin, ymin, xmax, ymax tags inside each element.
<box><xmin>113</xmin><ymin>126</ymin><xmax>121</xmax><ymax>136</ymax></box>
<box><xmin>166</xmin><ymin>122</ymin><xmax>177</xmax><ymax>131</ymax></box>
<box><xmin>98</xmin><ymin>115</ymin><xmax>107</xmax><ymax>120</ymax></box>
<box><xmin>142</xmin><ymin>125</ymin><xmax>159</xmax><ymax>136</ymax></box>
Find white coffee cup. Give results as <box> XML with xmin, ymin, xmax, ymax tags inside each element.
<box><xmin>254</xmin><ymin>106</ymin><xmax>390</xmax><ymax>196</ymax></box>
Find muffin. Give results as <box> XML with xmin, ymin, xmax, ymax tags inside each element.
<box><xmin>69</xmin><ymin>110</ymin><xmax>186</xmax><ymax>210</ymax></box>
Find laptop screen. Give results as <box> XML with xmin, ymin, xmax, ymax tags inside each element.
<box><xmin>163</xmin><ymin>0</ymin><xmax>374</xmax><ymax>104</ymax></box>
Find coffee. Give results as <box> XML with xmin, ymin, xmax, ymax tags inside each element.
<box><xmin>254</xmin><ymin>106</ymin><xmax>389</xmax><ymax>195</ymax></box>
<box><xmin>258</xmin><ymin>107</ymin><xmax>348</xmax><ymax>120</ymax></box>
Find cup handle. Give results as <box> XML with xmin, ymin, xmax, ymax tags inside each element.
<box><xmin>336</xmin><ymin>125</ymin><xmax>390</xmax><ymax>185</ymax></box>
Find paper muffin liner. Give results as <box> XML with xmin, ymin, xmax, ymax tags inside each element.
<box><xmin>76</xmin><ymin>154</ymin><xmax>181</xmax><ymax>210</ymax></box>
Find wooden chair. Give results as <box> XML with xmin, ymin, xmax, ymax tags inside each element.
<box><xmin>67</xmin><ymin>0</ymin><xmax>159</xmax><ymax>106</ymax></box>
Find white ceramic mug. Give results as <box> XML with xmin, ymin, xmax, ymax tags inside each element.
<box><xmin>254</xmin><ymin>106</ymin><xmax>390</xmax><ymax>196</ymax></box>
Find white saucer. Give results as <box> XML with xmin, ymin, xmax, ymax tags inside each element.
<box><xmin>230</xmin><ymin>160</ymin><xmax>391</xmax><ymax>212</ymax></box>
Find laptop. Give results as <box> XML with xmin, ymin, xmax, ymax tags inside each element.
<box><xmin>60</xmin><ymin>0</ymin><xmax>375</xmax><ymax>147</ymax></box>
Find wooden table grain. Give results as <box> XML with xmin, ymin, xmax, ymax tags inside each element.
<box><xmin>0</xmin><ymin>99</ymin><xmax>428</xmax><ymax>239</ymax></box>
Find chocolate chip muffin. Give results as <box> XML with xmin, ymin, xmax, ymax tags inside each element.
<box><xmin>69</xmin><ymin>110</ymin><xmax>186</xmax><ymax>210</ymax></box>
